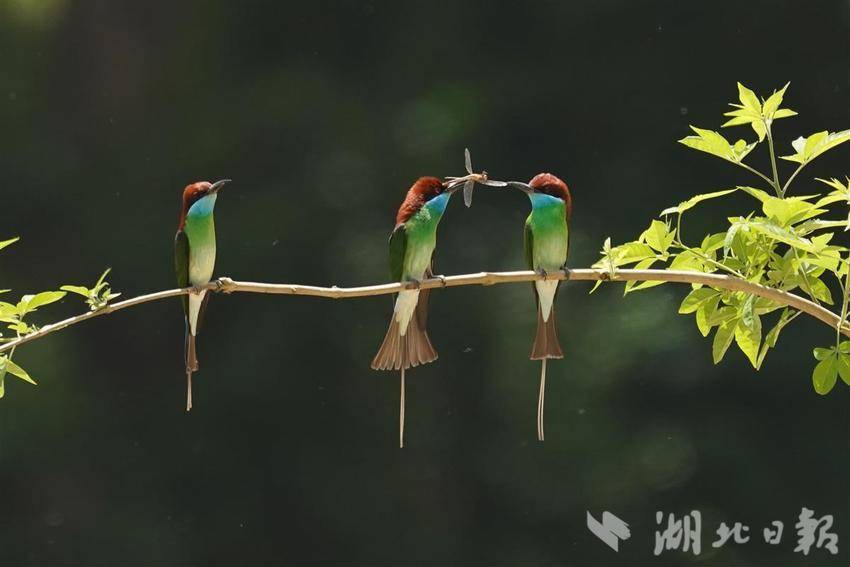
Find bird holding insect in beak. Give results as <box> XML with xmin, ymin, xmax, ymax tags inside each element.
<box><xmin>372</xmin><ymin>150</ymin><xmax>502</xmax><ymax>447</ymax></box>
<box><xmin>504</xmin><ymin>173</ymin><xmax>572</xmax><ymax>441</ymax></box>
<box><xmin>174</xmin><ymin>179</ymin><xmax>230</xmax><ymax>411</ymax></box>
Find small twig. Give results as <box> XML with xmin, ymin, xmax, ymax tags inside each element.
<box><xmin>764</xmin><ymin>121</ymin><xmax>783</xmax><ymax>197</ymax></box>
<box><xmin>737</xmin><ymin>162</ymin><xmax>777</xmax><ymax>190</ymax></box>
<box><xmin>781</xmin><ymin>163</ymin><xmax>806</xmax><ymax>197</ymax></box>
<box><xmin>1</xmin><ymin>268</ymin><xmax>848</xmax><ymax>355</ymax></box>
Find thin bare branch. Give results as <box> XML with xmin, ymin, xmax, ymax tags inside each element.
<box><xmin>1</xmin><ymin>268</ymin><xmax>847</xmax><ymax>355</ymax></box>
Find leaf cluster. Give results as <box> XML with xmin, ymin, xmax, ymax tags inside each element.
<box><xmin>596</xmin><ymin>83</ymin><xmax>850</xmax><ymax>393</ymax></box>
<box><xmin>0</xmin><ymin>239</ymin><xmax>121</xmax><ymax>398</ymax></box>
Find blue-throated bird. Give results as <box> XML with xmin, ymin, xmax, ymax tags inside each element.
<box><xmin>174</xmin><ymin>179</ymin><xmax>230</xmax><ymax>411</ymax></box>
<box><xmin>372</xmin><ymin>159</ymin><xmax>500</xmax><ymax>447</ymax></box>
<box><xmin>505</xmin><ymin>173</ymin><xmax>572</xmax><ymax>441</ymax></box>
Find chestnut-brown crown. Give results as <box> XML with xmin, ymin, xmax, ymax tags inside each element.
<box><xmin>395</xmin><ymin>176</ymin><xmax>445</xmax><ymax>226</ymax></box>
<box><xmin>529</xmin><ymin>172</ymin><xmax>572</xmax><ymax>220</ymax></box>
<box><xmin>178</xmin><ymin>181</ymin><xmax>213</xmax><ymax>229</ymax></box>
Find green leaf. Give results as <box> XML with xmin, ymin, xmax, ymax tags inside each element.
<box><xmin>837</xmin><ymin>353</ymin><xmax>850</xmax><ymax>386</ymax></box>
<box><xmin>679</xmin><ymin>288</ymin><xmax>719</xmax><ymax>314</ymax></box>
<box><xmin>723</xmin><ymin>220</ymin><xmax>746</xmax><ymax>258</ymax></box>
<box><xmin>748</xmin><ymin>219</ymin><xmax>814</xmax><ymax>252</ymax></box>
<box><xmin>669</xmin><ymin>250</ymin><xmax>704</xmax><ymax>272</ymax></box>
<box><xmin>696</xmin><ymin>294</ymin><xmax>722</xmax><ymax>337</ymax></box>
<box><xmin>721</xmin><ymin>83</ymin><xmax>768</xmax><ymax>141</ymax></box>
<box><xmin>738</xmin><ymin>186</ymin><xmax>773</xmax><ymax>203</ymax></box>
<box><xmin>641</xmin><ymin>220</ymin><xmax>675</xmax><ymax>253</ymax></box>
<box><xmin>7</xmin><ymin>321</ymin><xmax>31</xmax><ymax>334</ymax></box>
<box><xmin>756</xmin><ymin>308</ymin><xmax>794</xmax><ymax>369</ymax></box>
<box><xmin>812</xmin><ymin>355</ymin><xmax>838</xmax><ymax>395</ymax></box>
<box><xmin>0</xmin><ymin>237</ymin><xmax>19</xmax><ymax>251</ymax></box>
<box><xmin>623</xmin><ymin>258</ymin><xmax>664</xmax><ymax>294</ymax></box>
<box><xmin>735</xmin><ymin>311</ymin><xmax>762</xmax><ymax>368</ymax></box>
<box><xmin>609</xmin><ymin>241</ymin><xmax>655</xmax><ymax>266</ymax></box>
<box><xmin>708</xmin><ymin>305</ymin><xmax>738</xmax><ymax>326</ymax></box>
<box><xmin>18</xmin><ymin>291</ymin><xmax>66</xmax><ymax>314</ymax></box>
<box><xmin>773</xmin><ymin>109</ymin><xmax>797</xmax><ymax>119</ymax></box>
<box><xmin>751</xmin><ymin>119</ymin><xmax>767</xmax><ymax>142</ymax></box>
<box><xmin>94</xmin><ymin>268</ymin><xmax>112</xmax><ymax>289</ymax></box>
<box><xmin>816</xmin><ymin>176</ymin><xmax>850</xmax><ymax>194</ymax></box>
<box><xmin>59</xmin><ymin>285</ymin><xmax>91</xmax><ymax>297</ymax></box>
<box><xmin>660</xmin><ymin>188</ymin><xmax>738</xmax><ymax>216</ymax></box>
<box><xmin>761</xmin><ymin>83</ymin><xmax>795</xmax><ymax>121</ymax></box>
<box><xmin>764</xmin><ymin>200</ymin><xmax>823</xmax><ymax>227</ymax></box>
<box><xmin>713</xmin><ymin>319</ymin><xmax>737</xmax><ymax>364</ymax></box>
<box><xmin>737</xmin><ymin>82</ymin><xmax>761</xmax><ymax>114</ymax></box>
<box><xmin>0</xmin><ymin>302</ymin><xmax>17</xmax><ymax>318</ymax></box>
<box><xmin>795</xmin><ymin>219</ymin><xmax>848</xmax><ymax>236</ymax></box>
<box><xmin>739</xmin><ymin>186</ymin><xmax>822</xmax><ymax>226</ymax></box>
<box><xmin>804</xmin><ymin>277</ymin><xmax>833</xmax><ymax>305</ymax></box>
<box><xmin>780</xmin><ymin>130</ymin><xmax>850</xmax><ymax>164</ymax></box>
<box><xmin>700</xmin><ymin>233</ymin><xmax>727</xmax><ymax>255</ymax></box>
<box><xmin>679</xmin><ymin>126</ymin><xmax>756</xmax><ymax>163</ymax></box>
<box><xmin>4</xmin><ymin>357</ymin><xmax>36</xmax><ymax>385</ymax></box>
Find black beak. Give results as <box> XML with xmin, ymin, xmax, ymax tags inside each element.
<box><xmin>505</xmin><ymin>181</ymin><xmax>533</xmax><ymax>194</ymax></box>
<box><xmin>209</xmin><ymin>179</ymin><xmax>232</xmax><ymax>193</ymax></box>
<box><xmin>444</xmin><ymin>179</ymin><xmax>465</xmax><ymax>194</ymax></box>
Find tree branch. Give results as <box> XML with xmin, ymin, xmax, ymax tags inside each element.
<box><xmin>1</xmin><ymin>268</ymin><xmax>847</xmax><ymax>355</ymax></box>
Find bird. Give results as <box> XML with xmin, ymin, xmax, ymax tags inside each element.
<box><xmin>371</xmin><ymin>174</ymin><xmax>475</xmax><ymax>448</ymax></box>
<box><xmin>504</xmin><ymin>173</ymin><xmax>572</xmax><ymax>441</ymax></box>
<box><xmin>174</xmin><ymin>179</ymin><xmax>230</xmax><ymax>411</ymax></box>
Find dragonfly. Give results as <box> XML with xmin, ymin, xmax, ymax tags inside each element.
<box><xmin>444</xmin><ymin>148</ymin><xmax>507</xmax><ymax>207</ymax></box>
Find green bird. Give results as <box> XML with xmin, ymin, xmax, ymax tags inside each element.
<box><xmin>371</xmin><ymin>173</ymin><xmax>481</xmax><ymax>447</ymax></box>
<box><xmin>506</xmin><ymin>173</ymin><xmax>572</xmax><ymax>441</ymax></box>
<box><xmin>174</xmin><ymin>179</ymin><xmax>230</xmax><ymax>411</ymax></box>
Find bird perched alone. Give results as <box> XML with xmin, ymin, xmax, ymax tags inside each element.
<box><xmin>505</xmin><ymin>173</ymin><xmax>572</xmax><ymax>441</ymax></box>
<box><xmin>372</xmin><ymin>159</ymin><xmax>499</xmax><ymax>447</ymax></box>
<box><xmin>174</xmin><ymin>179</ymin><xmax>230</xmax><ymax>411</ymax></box>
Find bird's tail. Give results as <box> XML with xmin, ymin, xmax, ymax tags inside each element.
<box><xmin>183</xmin><ymin>318</ymin><xmax>199</xmax><ymax>411</ymax></box>
<box><xmin>530</xmin><ymin>303</ymin><xmax>564</xmax><ymax>360</ymax></box>
<box><xmin>371</xmin><ymin>293</ymin><xmax>438</xmax><ymax>371</ymax></box>
<box><xmin>182</xmin><ymin>291</ymin><xmax>210</xmax><ymax>412</ymax></box>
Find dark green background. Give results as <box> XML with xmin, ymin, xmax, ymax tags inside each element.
<box><xmin>1</xmin><ymin>1</ymin><xmax>848</xmax><ymax>565</ymax></box>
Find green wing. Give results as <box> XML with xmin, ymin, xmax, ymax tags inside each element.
<box><xmin>388</xmin><ymin>224</ymin><xmax>408</xmax><ymax>282</ymax></box>
<box><xmin>523</xmin><ymin>216</ymin><xmax>534</xmax><ymax>270</ymax></box>
<box><xmin>174</xmin><ymin>230</ymin><xmax>190</xmax><ymax>315</ymax></box>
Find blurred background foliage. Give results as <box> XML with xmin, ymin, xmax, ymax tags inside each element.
<box><xmin>0</xmin><ymin>1</ymin><xmax>848</xmax><ymax>565</ymax></box>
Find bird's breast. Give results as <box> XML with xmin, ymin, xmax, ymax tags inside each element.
<box><xmin>529</xmin><ymin>199</ymin><xmax>568</xmax><ymax>270</ymax></box>
<box><xmin>401</xmin><ymin>201</ymin><xmax>446</xmax><ymax>279</ymax></box>
<box><xmin>184</xmin><ymin>214</ymin><xmax>217</xmax><ymax>285</ymax></box>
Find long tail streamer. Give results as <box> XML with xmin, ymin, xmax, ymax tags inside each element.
<box><xmin>399</xmin><ymin>367</ymin><xmax>406</xmax><ymax>448</ymax></box>
<box><xmin>186</xmin><ymin>371</ymin><xmax>193</xmax><ymax>412</ymax></box>
<box><xmin>537</xmin><ymin>359</ymin><xmax>547</xmax><ymax>441</ymax></box>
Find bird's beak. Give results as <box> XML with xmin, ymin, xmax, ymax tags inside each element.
<box><xmin>209</xmin><ymin>179</ymin><xmax>232</xmax><ymax>193</ymax></box>
<box><xmin>443</xmin><ymin>177</ymin><xmax>467</xmax><ymax>194</ymax></box>
<box><xmin>505</xmin><ymin>181</ymin><xmax>533</xmax><ymax>194</ymax></box>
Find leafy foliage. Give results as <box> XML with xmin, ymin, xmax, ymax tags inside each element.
<box><xmin>61</xmin><ymin>268</ymin><xmax>121</xmax><ymax>311</ymax></box>
<box><xmin>596</xmin><ymin>83</ymin><xmax>850</xmax><ymax>393</ymax></box>
<box><xmin>0</xmin><ymin>239</ymin><xmax>120</xmax><ymax>399</ymax></box>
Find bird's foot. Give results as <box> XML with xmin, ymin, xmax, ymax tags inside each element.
<box><xmin>190</xmin><ymin>285</ymin><xmax>205</xmax><ymax>295</ymax></box>
<box><xmin>537</xmin><ymin>268</ymin><xmax>549</xmax><ymax>281</ymax></box>
<box><xmin>434</xmin><ymin>274</ymin><xmax>447</xmax><ymax>287</ymax></box>
<box><xmin>405</xmin><ymin>278</ymin><xmax>422</xmax><ymax>290</ymax></box>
